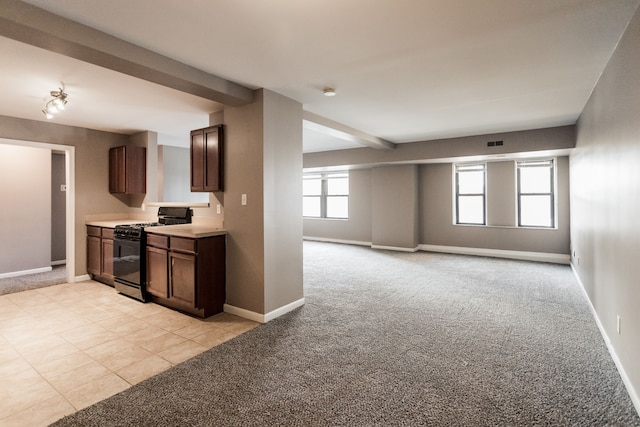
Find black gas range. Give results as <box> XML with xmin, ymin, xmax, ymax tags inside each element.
<box><xmin>113</xmin><ymin>207</ymin><xmax>192</xmax><ymax>301</ymax></box>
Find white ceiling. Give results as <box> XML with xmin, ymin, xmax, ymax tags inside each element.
<box><xmin>2</xmin><ymin>0</ymin><xmax>639</xmax><ymax>151</ymax></box>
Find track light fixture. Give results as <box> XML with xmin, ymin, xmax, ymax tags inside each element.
<box><xmin>42</xmin><ymin>84</ymin><xmax>68</xmax><ymax>119</ymax></box>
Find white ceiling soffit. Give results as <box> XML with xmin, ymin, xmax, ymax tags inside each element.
<box><xmin>5</xmin><ymin>0</ymin><xmax>640</xmax><ymax>152</ymax></box>
<box><xmin>303</xmin><ymin>111</ymin><xmax>394</xmax><ymax>153</ymax></box>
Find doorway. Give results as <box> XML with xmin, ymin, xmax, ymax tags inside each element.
<box><xmin>0</xmin><ymin>138</ymin><xmax>75</xmax><ymax>285</ymax></box>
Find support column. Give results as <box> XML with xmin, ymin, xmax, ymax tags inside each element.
<box><xmin>223</xmin><ymin>89</ymin><xmax>304</xmax><ymax>322</ymax></box>
<box><xmin>371</xmin><ymin>164</ymin><xmax>419</xmax><ymax>251</ymax></box>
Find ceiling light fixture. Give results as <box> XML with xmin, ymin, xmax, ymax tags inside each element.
<box><xmin>42</xmin><ymin>83</ymin><xmax>68</xmax><ymax>119</ymax></box>
<box><xmin>323</xmin><ymin>88</ymin><xmax>336</xmax><ymax>97</ymax></box>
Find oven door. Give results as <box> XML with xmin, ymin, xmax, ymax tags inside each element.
<box><xmin>113</xmin><ymin>238</ymin><xmax>141</xmax><ymax>286</ymax></box>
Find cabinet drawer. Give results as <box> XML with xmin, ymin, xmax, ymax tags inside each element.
<box><xmin>101</xmin><ymin>228</ymin><xmax>114</xmax><ymax>239</ymax></box>
<box><xmin>170</xmin><ymin>237</ymin><xmax>196</xmax><ymax>253</ymax></box>
<box><xmin>147</xmin><ymin>233</ymin><xmax>169</xmax><ymax>249</ymax></box>
<box><xmin>87</xmin><ymin>226</ymin><xmax>101</xmax><ymax>237</ymax></box>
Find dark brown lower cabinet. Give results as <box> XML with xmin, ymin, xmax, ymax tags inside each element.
<box><xmin>146</xmin><ymin>245</ymin><xmax>168</xmax><ymax>298</ymax></box>
<box><xmin>102</xmin><ymin>238</ymin><xmax>114</xmax><ymax>279</ymax></box>
<box><xmin>146</xmin><ymin>233</ymin><xmax>225</xmax><ymax>318</ymax></box>
<box><xmin>87</xmin><ymin>234</ymin><xmax>101</xmax><ymax>276</ymax></box>
<box><xmin>86</xmin><ymin>226</ymin><xmax>114</xmax><ymax>286</ymax></box>
<box><xmin>169</xmin><ymin>251</ymin><xmax>196</xmax><ymax>306</ymax></box>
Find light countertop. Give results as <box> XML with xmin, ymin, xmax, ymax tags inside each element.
<box><xmin>86</xmin><ymin>220</ymin><xmax>226</xmax><ymax>239</ymax></box>
<box><xmin>145</xmin><ymin>224</ymin><xmax>227</xmax><ymax>239</ymax></box>
<box><xmin>86</xmin><ymin>219</ymin><xmax>146</xmax><ymax>228</ymax></box>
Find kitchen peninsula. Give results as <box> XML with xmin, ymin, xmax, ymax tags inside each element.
<box><xmin>86</xmin><ymin>215</ymin><xmax>226</xmax><ymax>318</ymax></box>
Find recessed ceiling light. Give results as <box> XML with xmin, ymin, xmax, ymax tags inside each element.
<box><xmin>323</xmin><ymin>88</ymin><xmax>336</xmax><ymax>97</ymax></box>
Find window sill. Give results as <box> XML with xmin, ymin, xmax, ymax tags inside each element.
<box><xmin>303</xmin><ymin>217</ymin><xmax>349</xmax><ymax>221</ymax></box>
<box><xmin>453</xmin><ymin>223</ymin><xmax>558</xmax><ymax>231</ymax></box>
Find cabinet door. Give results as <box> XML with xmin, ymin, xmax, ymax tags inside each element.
<box><xmin>109</xmin><ymin>146</ymin><xmax>126</xmax><ymax>193</ymax></box>
<box><xmin>204</xmin><ymin>126</ymin><xmax>223</xmax><ymax>191</ymax></box>
<box><xmin>101</xmin><ymin>238</ymin><xmax>114</xmax><ymax>279</ymax></box>
<box><xmin>190</xmin><ymin>130</ymin><xmax>205</xmax><ymax>192</ymax></box>
<box><xmin>191</xmin><ymin>125</ymin><xmax>223</xmax><ymax>192</ymax></box>
<box><xmin>109</xmin><ymin>146</ymin><xmax>146</xmax><ymax>194</ymax></box>
<box><xmin>125</xmin><ymin>146</ymin><xmax>146</xmax><ymax>194</ymax></box>
<box><xmin>147</xmin><ymin>246</ymin><xmax>168</xmax><ymax>298</ymax></box>
<box><xmin>87</xmin><ymin>236</ymin><xmax>101</xmax><ymax>275</ymax></box>
<box><xmin>169</xmin><ymin>251</ymin><xmax>196</xmax><ymax>307</ymax></box>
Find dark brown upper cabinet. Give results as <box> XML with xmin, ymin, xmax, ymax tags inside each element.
<box><xmin>191</xmin><ymin>125</ymin><xmax>224</xmax><ymax>192</ymax></box>
<box><xmin>109</xmin><ymin>145</ymin><xmax>146</xmax><ymax>194</ymax></box>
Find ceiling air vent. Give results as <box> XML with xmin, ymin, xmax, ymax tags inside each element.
<box><xmin>487</xmin><ymin>140</ymin><xmax>504</xmax><ymax>147</ymax></box>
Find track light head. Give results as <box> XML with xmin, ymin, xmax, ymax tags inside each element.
<box><xmin>42</xmin><ymin>83</ymin><xmax>68</xmax><ymax>119</ymax></box>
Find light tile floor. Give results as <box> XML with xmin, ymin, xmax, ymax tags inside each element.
<box><xmin>0</xmin><ymin>280</ymin><xmax>258</xmax><ymax>426</ymax></box>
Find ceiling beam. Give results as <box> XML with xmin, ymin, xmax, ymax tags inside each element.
<box><xmin>303</xmin><ymin>111</ymin><xmax>395</xmax><ymax>151</ymax></box>
<box><xmin>0</xmin><ymin>0</ymin><xmax>254</xmax><ymax>107</ymax></box>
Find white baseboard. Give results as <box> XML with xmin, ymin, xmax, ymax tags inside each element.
<box><xmin>265</xmin><ymin>298</ymin><xmax>305</xmax><ymax>322</ymax></box>
<box><xmin>419</xmin><ymin>244</ymin><xmax>571</xmax><ymax>264</ymax></box>
<box><xmin>225</xmin><ymin>298</ymin><xmax>305</xmax><ymax>324</ymax></box>
<box><xmin>303</xmin><ymin>236</ymin><xmax>372</xmax><ymax>247</ymax></box>
<box><xmin>0</xmin><ymin>266</ymin><xmax>52</xmax><ymax>279</ymax></box>
<box><xmin>304</xmin><ymin>238</ymin><xmax>569</xmax><ymax>263</ymax></box>
<box><xmin>51</xmin><ymin>260</ymin><xmax>67</xmax><ymax>266</ymax></box>
<box><xmin>304</xmin><ymin>236</ymin><xmax>419</xmax><ymax>253</ymax></box>
<box><xmin>75</xmin><ymin>274</ymin><xmax>91</xmax><ymax>282</ymax></box>
<box><xmin>571</xmin><ymin>264</ymin><xmax>640</xmax><ymax>417</ymax></box>
<box><xmin>224</xmin><ymin>305</ymin><xmax>264</xmax><ymax>323</ymax></box>
<box><xmin>371</xmin><ymin>244</ymin><xmax>419</xmax><ymax>252</ymax></box>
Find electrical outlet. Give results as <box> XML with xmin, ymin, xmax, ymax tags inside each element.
<box><xmin>617</xmin><ymin>315</ymin><xmax>621</xmax><ymax>334</ymax></box>
<box><xmin>241</xmin><ymin>194</ymin><xmax>247</xmax><ymax>206</ymax></box>
<box><xmin>216</xmin><ymin>204</ymin><xmax>221</xmax><ymax>214</ymax></box>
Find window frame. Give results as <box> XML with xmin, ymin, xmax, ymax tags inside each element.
<box><xmin>454</xmin><ymin>163</ymin><xmax>486</xmax><ymax>226</ymax></box>
<box><xmin>303</xmin><ymin>172</ymin><xmax>349</xmax><ymax>219</ymax></box>
<box><xmin>516</xmin><ymin>158</ymin><xmax>556</xmax><ymax>229</ymax></box>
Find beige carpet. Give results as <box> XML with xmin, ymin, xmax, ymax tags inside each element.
<box><xmin>53</xmin><ymin>242</ymin><xmax>640</xmax><ymax>426</ymax></box>
<box><xmin>0</xmin><ymin>265</ymin><xmax>67</xmax><ymax>295</ymax></box>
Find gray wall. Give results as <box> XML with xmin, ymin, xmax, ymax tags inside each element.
<box><xmin>303</xmin><ymin>168</ymin><xmax>372</xmax><ymax>244</ymax></box>
<box><xmin>224</xmin><ymin>92</ymin><xmax>267</xmax><ymax>314</ymax></box>
<box><xmin>421</xmin><ymin>158</ymin><xmax>570</xmax><ymax>254</ymax></box>
<box><xmin>571</xmin><ymin>5</ymin><xmax>640</xmax><ymax>402</ymax></box>
<box><xmin>51</xmin><ymin>152</ymin><xmax>66</xmax><ymax>263</ymax></box>
<box><xmin>262</xmin><ymin>90</ymin><xmax>304</xmax><ymax>313</ymax></box>
<box><xmin>486</xmin><ymin>161</ymin><xmax>516</xmax><ymax>226</ymax></box>
<box><xmin>0</xmin><ymin>144</ymin><xmax>51</xmax><ymax>275</ymax></box>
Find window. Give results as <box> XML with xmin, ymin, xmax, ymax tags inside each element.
<box><xmin>517</xmin><ymin>159</ymin><xmax>555</xmax><ymax>228</ymax></box>
<box><xmin>303</xmin><ymin>172</ymin><xmax>349</xmax><ymax>219</ymax></box>
<box><xmin>455</xmin><ymin>163</ymin><xmax>485</xmax><ymax>225</ymax></box>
